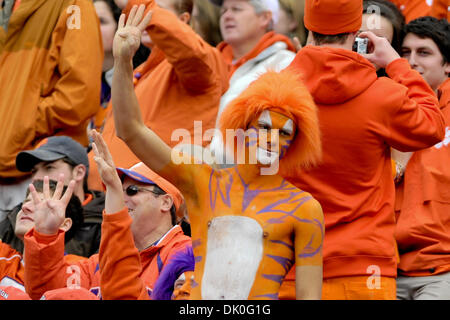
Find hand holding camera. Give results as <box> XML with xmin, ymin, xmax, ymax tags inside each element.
<box><xmin>356</xmin><ymin>31</ymin><xmax>401</xmax><ymax>69</ymax></box>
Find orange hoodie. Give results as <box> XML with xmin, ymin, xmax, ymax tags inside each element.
<box><xmin>388</xmin><ymin>0</ymin><xmax>432</xmax><ymax>22</ymax></box>
<box><xmin>0</xmin><ymin>241</ymin><xmax>24</xmax><ymax>289</ymax></box>
<box><xmin>286</xmin><ymin>46</ymin><xmax>444</xmax><ymax>279</ymax></box>
<box><xmin>24</xmin><ymin>208</ymin><xmax>191</xmax><ymax>300</ymax></box>
<box><xmin>0</xmin><ymin>0</ymin><xmax>102</xmax><ymax>178</ymax></box>
<box><xmin>395</xmin><ymin>78</ymin><xmax>450</xmax><ymax>277</ymax></box>
<box><xmin>87</xmin><ymin>0</ymin><xmax>229</xmax><ymax>191</ymax></box>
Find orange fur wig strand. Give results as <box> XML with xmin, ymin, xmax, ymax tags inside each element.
<box><xmin>218</xmin><ymin>69</ymin><xmax>322</xmax><ymax>175</ymax></box>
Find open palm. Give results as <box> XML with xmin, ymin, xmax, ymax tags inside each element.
<box><xmin>90</xmin><ymin>129</ymin><xmax>121</xmax><ymax>189</ymax></box>
<box><xmin>113</xmin><ymin>4</ymin><xmax>153</xmax><ymax>61</ymax></box>
<box><xmin>31</xmin><ymin>175</ymin><xmax>75</xmax><ymax>235</ymax></box>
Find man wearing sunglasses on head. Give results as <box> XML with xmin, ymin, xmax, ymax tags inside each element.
<box><xmin>23</xmin><ymin>161</ymin><xmax>192</xmax><ymax>300</ymax></box>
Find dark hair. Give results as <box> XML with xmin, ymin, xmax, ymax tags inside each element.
<box><xmin>93</xmin><ymin>0</ymin><xmax>122</xmax><ymax>22</ymax></box>
<box><xmin>404</xmin><ymin>16</ymin><xmax>450</xmax><ymax>63</ymax></box>
<box><xmin>363</xmin><ymin>0</ymin><xmax>405</xmax><ymax>53</ymax></box>
<box><xmin>151</xmin><ymin>185</ymin><xmax>177</xmax><ymax>226</ymax></box>
<box><xmin>26</xmin><ymin>179</ymin><xmax>84</xmax><ymax>243</ymax></box>
<box><xmin>311</xmin><ymin>31</ymin><xmax>351</xmax><ymax>45</ymax></box>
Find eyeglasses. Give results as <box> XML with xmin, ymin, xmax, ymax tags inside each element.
<box><xmin>124</xmin><ymin>185</ymin><xmax>158</xmax><ymax>197</ymax></box>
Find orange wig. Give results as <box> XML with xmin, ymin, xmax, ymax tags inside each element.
<box><xmin>218</xmin><ymin>69</ymin><xmax>322</xmax><ymax>175</ymax></box>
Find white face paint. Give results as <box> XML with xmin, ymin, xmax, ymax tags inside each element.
<box><xmin>255</xmin><ymin>110</ymin><xmax>280</xmax><ymax>165</ymax></box>
<box><xmin>201</xmin><ymin>216</ymin><xmax>263</xmax><ymax>300</ymax></box>
<box><xmin>258</xmin><ymin>110</ymin><xmax>272</xmax><ymax>128</ymax></box>
<box><xmin>256</xmin><ymin>146</ymin><xmax>278</xmax><ymax>165</ymax></box>
<box><xmin>281</xmin><ymin>119</ymin><xmax>294</xmax><ymax>136</ymax></box>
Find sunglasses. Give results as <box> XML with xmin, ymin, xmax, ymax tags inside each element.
<box><xmin>125</xmin><ymin>185</ymin><xmax>158</xmax><ymax>197</ymax></box>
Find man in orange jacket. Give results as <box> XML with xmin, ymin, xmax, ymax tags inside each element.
<box><xmin>0</xmin><ymin>178</ymin><xmax>84</xmax><ymax>294</ymax></box>
<box><xmin>283</xmin><ymin>0</ymin><xmax>445</xmax><ymax>300</ymax></box>
<box><xmin>394</xmin><ymin>17</ymin><xmax>450</xmax><ymax>300</ymax></box>
<box><xmin>87</xmin><ymin>0</ymin><xmax>229</xmax><ymax>191</ymax></box>
<box><xmin>24</xmin><ymin>162</ymin><xmax>191</xmax><ymax>300</ymax></box>
<box><xmin>0</xmin><ymin>0</ymin><xmax>103</xmax><ymax>223</ymax></box>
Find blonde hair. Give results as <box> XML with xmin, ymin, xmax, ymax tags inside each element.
<box><xmin>278</xmin><ymin>0</ymin><xmax>307</xmax><ymax>45</ymax></box>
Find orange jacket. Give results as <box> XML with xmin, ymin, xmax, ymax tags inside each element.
<box><xmin>395</xmin><ymin>79</ymin><xmax>450</xmax><ymax>276</ymax></box>
<box><xmin>24</xmin><ymin>208</ymin><xmax>191</xmax><ymax>300</ymax></box>
<box><xmin>0</xmin><ymin>241</ymin><xmax>24</xmax><ymax>289</ymax></box>
<box><xmin>388</xmin><ymin>0</ymin><xmax>432</xmax><ymax>22</ymax></box>
<box><xmin>287</xmin><ymin>46</ymin><xmax>445</xmax><ymax>279</ymax></box>
<box><xmin>431</xmin><ymin>0</ymin><xmax>450</xmax><ymax>20</ymax></box>
<box><xmin>87</xmin><ymin>0</ymin><xmax>229</xmax><ymax>191</ymax></box>
<box><xmin>0</xmin><ymin>0</ymin><xmax>102</xmax><ymax>178</ymax></box>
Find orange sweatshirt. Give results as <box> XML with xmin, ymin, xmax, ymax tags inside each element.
<box><xmin>431</xmin><ymin>0</ymin><xmax>450</xmax><ymax>20</ymax></box>
<box><xmin>0</xmin><ymin>0</ymin><xmax>102</xmax><ymax>178</ymax></box>
<box><xmin>24</xmin><ymin>208</ymin><xmax>191</xmax><ymax>300</ymax></box>
<box><xmin>395</xmin><ymin>79</ymin><xmax>450</xmax><ymax>277</ymax></box>
<box><xmin>388</xmin><ymin>0</ymin><xmax>432</xmax><ymax>22</ymax></box>
<box><xmin>287</xmin><ymin>46</ymin><xmax>445</xmax><ymax>280</ymax></box>
<box><xmin>0</xmin><ymin>241</ymin><xmax>24</xmax><ymax>289</ymax></box>
<box><xmin>87</xmin><ymin>0</ymin><xmax>229</xmax><ymax>191</ymax></box>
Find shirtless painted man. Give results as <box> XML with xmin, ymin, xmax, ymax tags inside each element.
<box><xmin>100</xmin><ymin>4</ymin><xmax>324</xmax><ymax>300</ymax></box>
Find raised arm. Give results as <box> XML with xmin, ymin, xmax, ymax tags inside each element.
<box><xmin>91</xmin><ymin>130</ymin><xmax>151</xmax><ymax>300</ymax></box>
<box><xmin>24</xmin><ymin>176</ymin><xmax>94</xmax><ymax>299</ymax></box>
<box><xmin>112</xmin><ymin>5</ymin><xmax>171</xmax><ymax>173</ymax></box>
<box><xmin>360</xmin><ymin>31</ymin><xmax>445</xmax><ymax>150</ymax></box>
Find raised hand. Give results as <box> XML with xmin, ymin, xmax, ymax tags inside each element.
<box><xmin>91</xmin><ymin>129</ymin><xmax>121</xmax><ymax>189</ymax></box>
<box><xmin>90</xmin><ymin>129</ymin><xmax>124</xmax><ymax>214</ymax></box>
<box><xmin>113</xmin><ymin>4</ymin><xmax>153</xmax><ymax>62</ymax></box>
<box><xmin>32</xmin><ymin>175</ymin><xmax>76</xmax><ymax>235</ymax></box>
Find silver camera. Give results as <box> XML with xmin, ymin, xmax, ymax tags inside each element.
<box><xmin>353</xmin><ymin>37</ymin><xmax>369</xmax><ymax>54</ymax></box>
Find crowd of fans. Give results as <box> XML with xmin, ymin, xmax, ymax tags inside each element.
<box><xmin>0</xmin><ymin>0</ymin><xmax>449</xmax><ymax>300</ymax></box>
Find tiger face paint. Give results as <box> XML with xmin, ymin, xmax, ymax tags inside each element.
<box><xmin>247</xmin><ymin>110</ymin><xmax>296</xmax><ymax>166</ymax></box>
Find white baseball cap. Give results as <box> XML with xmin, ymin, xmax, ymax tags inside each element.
<box><xmin>210</xmin><ymin>0</ymin><xmax>279</xmax><ymax>25</ymax></box>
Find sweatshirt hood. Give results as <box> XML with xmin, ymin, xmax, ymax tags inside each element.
<box><xmin>289</xmin><ymin>46</ymin><xmax>378</xmax><ymax>105</ymax></box>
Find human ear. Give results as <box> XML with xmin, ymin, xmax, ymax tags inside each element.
<box><xmin>59</xmin><ymin>217</ymin><xmax>73</xmax><ymax>232</ymax></box>
<box><xmin>72</xmin><ymin>164</ymin><xmax>87</xmax><ymax>183</ymax></box>
<box><xmin>160</xmin><ymin>194</ymin><xmax>174</xmax><ymax>213</ymax></box>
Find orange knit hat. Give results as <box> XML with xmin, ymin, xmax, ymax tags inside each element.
<box><xmin>304</xmin><ymin>0</ymin><xmax>363</xmax><ymax>35</ymax></box>
<box><xmin>218</xmin><ymin>69</ymin><xmax>322</xmax><ymax>176</ymax></box>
